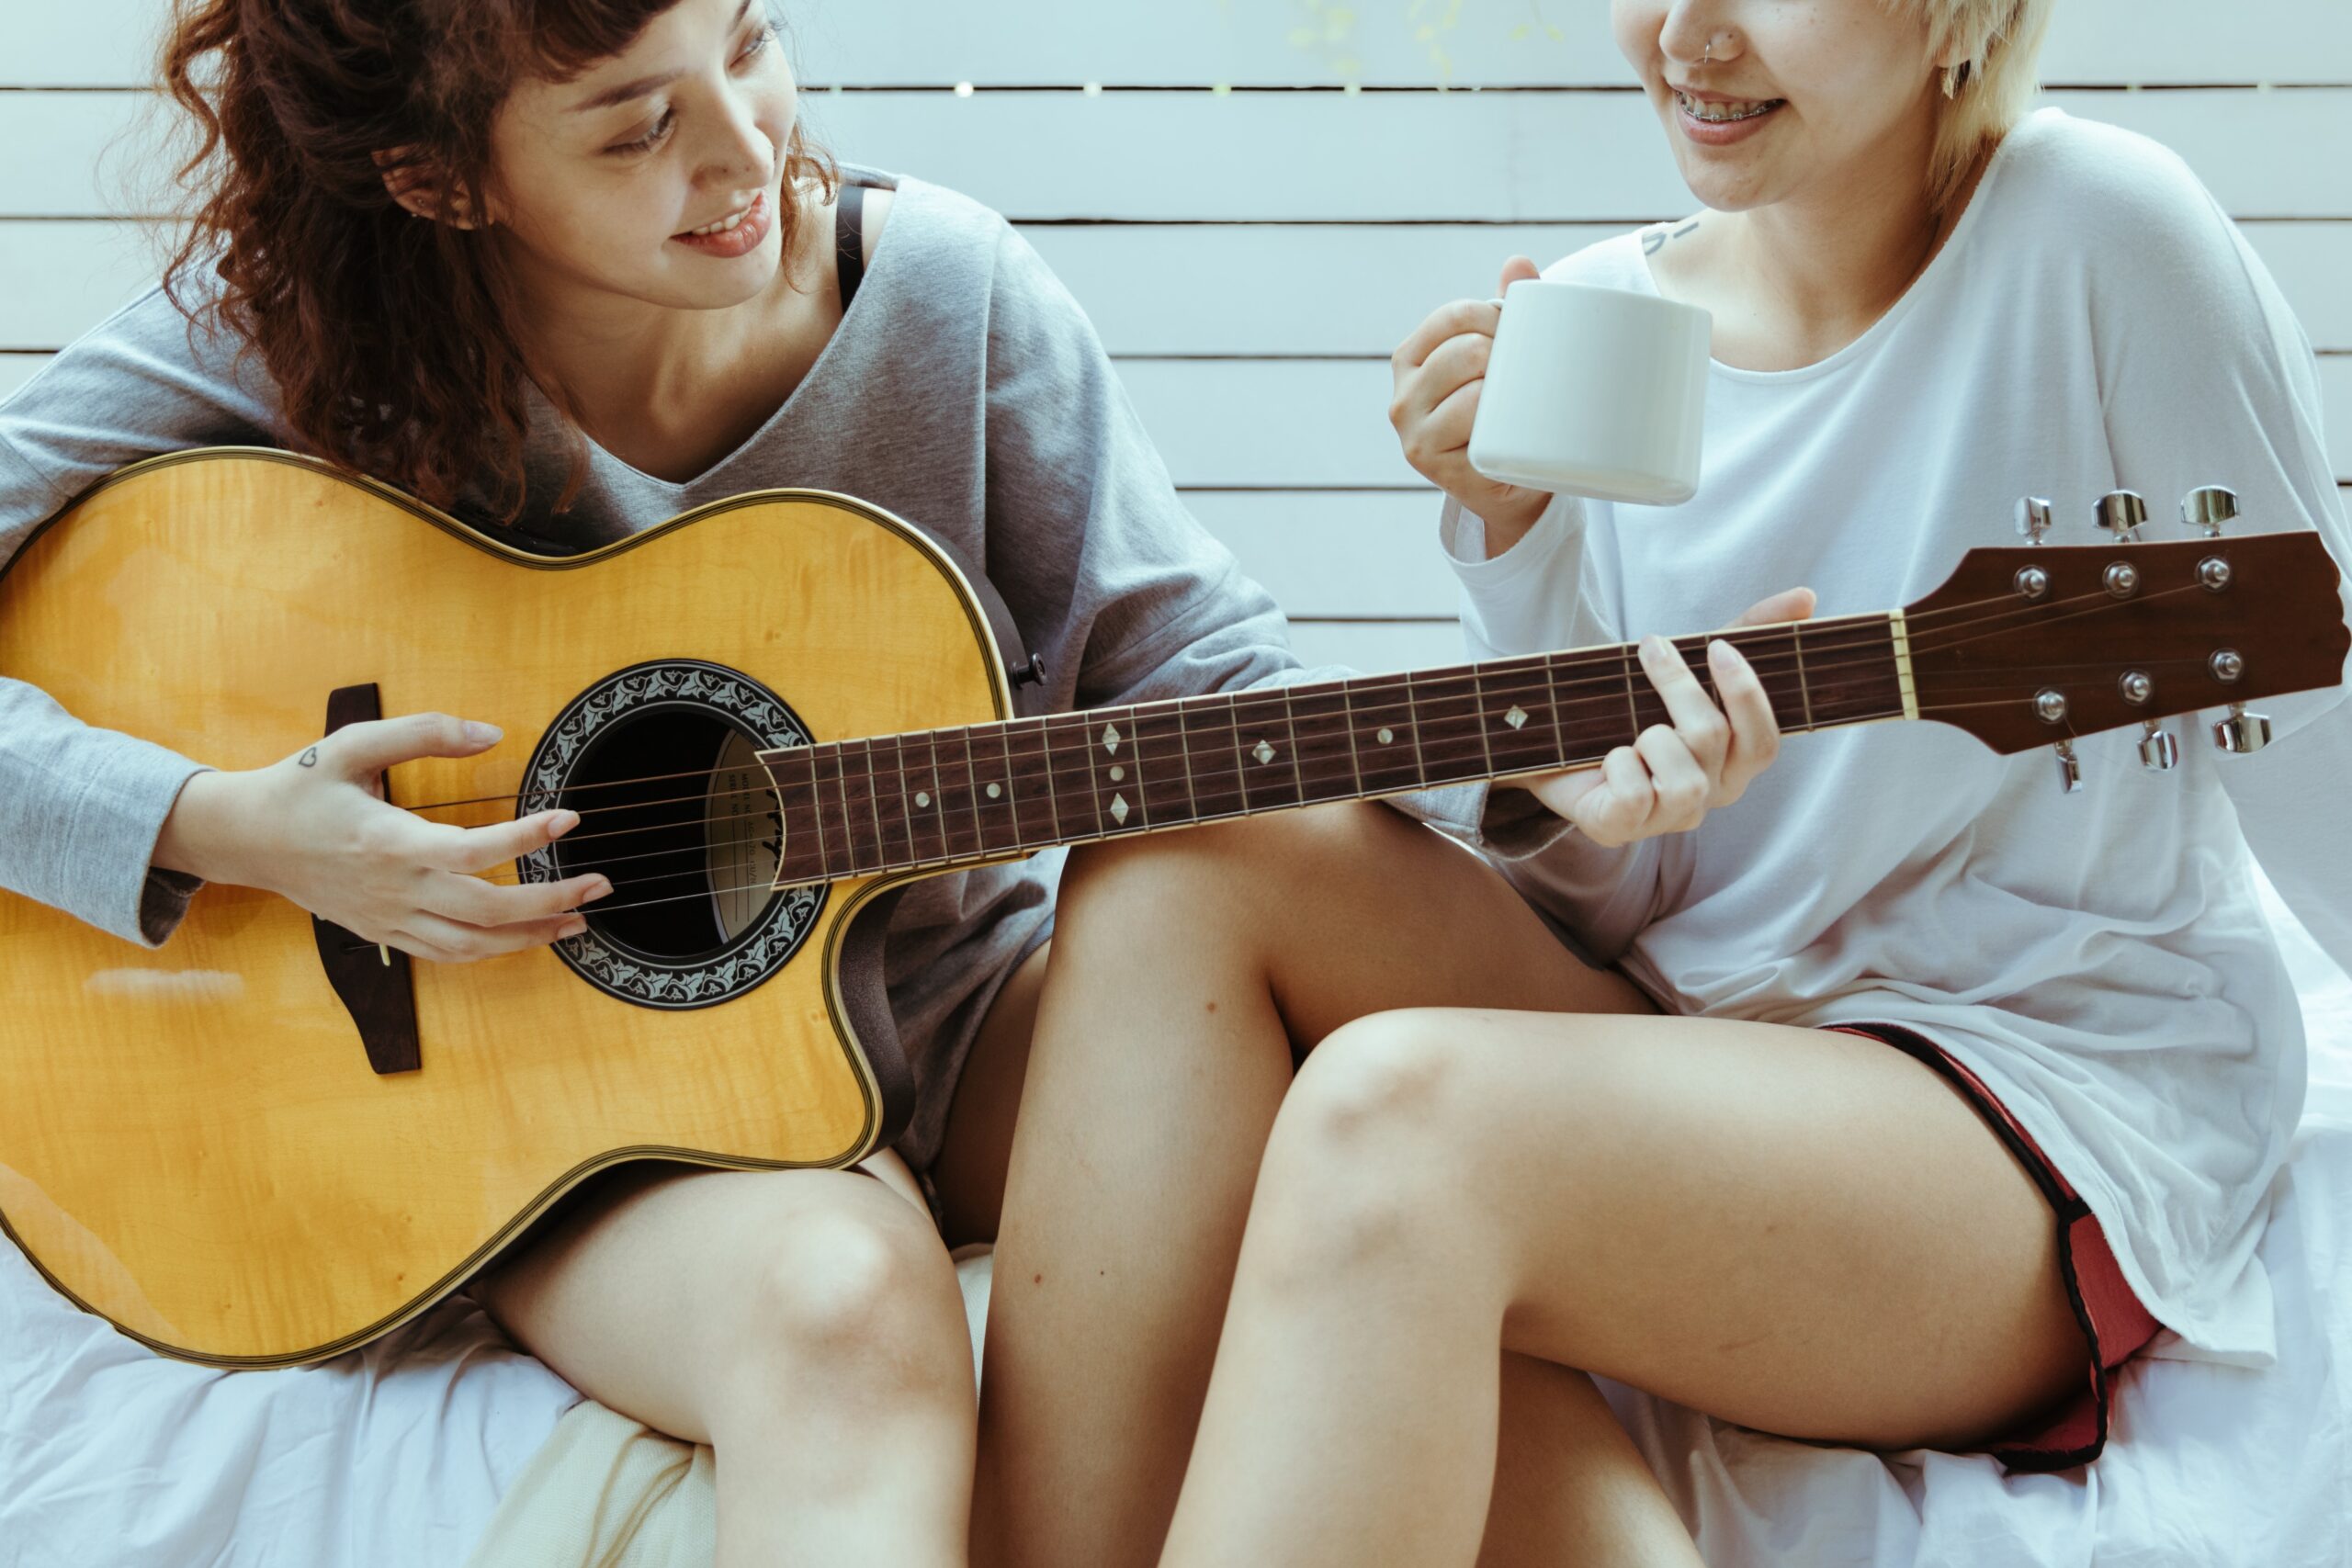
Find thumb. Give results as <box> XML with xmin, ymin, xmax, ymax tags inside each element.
<box><xmin>326</xmin><ymin>711</ymin><xmax>502</xmax><ymax>780</ymax></box>
<box><xmin>1731</xmin><ymin>586</ymin><xmax>1816</xmax><ymax>628</ymax></box>
<box><xmin>1497</xmin><ymin>254</ymin><xmax>1541</xmax><ymax>295</ymax></box>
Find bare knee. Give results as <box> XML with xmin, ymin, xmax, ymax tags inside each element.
<box><xmin>1248</xmin><ymin>1011</ymin><xmax>1483</xmax><ymax>1287</ymax></box>
<box><xmin>735</xmin><ymin>1186</ymin><xmax>969</xmax><ymax>1408</ymax></box>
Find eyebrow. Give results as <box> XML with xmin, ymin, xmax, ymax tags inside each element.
<box><xmin>568</xmin><ymin>0</ymin><xmax>755</xmax><ymax>113</ymax></box>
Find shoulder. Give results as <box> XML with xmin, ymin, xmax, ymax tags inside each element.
<box><xmin>1984</xmin><ymin>109</ymin><xmax>2244</xmax><ymax>281</ymax></box>
<box><xmin>836</xmin><ymin>167</ymin><xmax>1054</xmax><ymax>313</ymax></box>
<box><xmin>1991</xmin><ymin>108</ymin><xmax>2210</xmax><ymax>217</ymax></box>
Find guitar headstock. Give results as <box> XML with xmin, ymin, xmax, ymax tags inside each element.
<box><xmin>1902</xmin><ymin>489</ymin><xmax>2347</xmax><ymax>785</ymax></box>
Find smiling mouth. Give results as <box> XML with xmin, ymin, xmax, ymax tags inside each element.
<box><xmin>676</xmin><ymin>193</ymin><xmax>761</xmax><ymax>238</ymax></box>
<box><xmin>1676</xmin><ymin>91</ymin><xmax>1785</xmax><ymax>123</ymax></box>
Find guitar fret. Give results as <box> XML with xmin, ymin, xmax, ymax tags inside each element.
<box><xmin>1792</xmin><ymin>623</ymin><xmax>1815</xmax><ymax>732</ymax></box>
<box><xmin>1403</xmin><ymin>671</ymin><xmax>1429</xmax><ymax>787</ymax></box>
<box><xmin>1346</xmin><ymin>674</ymin><xmax>1421</xmax><ymax>795</ymax></box>
<box><xmin>1044</xmin><ymin>713</ymin><xmax>1107</xmax><ymax>840</ymax></box>
<box><xmin>1474</xmin><ymin>659</ymin><xmax>1560</xmax><ymax>776</ymax></box>
<box><xmin>869</xmin><ymin>734</ymin><xmax>916</xmax><ymax>870</ymax></box>
<box><xmin>1404</xmin><ymin>667</ymin><xmax>1489</xmax><ymax>786</ymax></box>
<box><xmin>941</xmin><ymin>733</ymin><xmax>988</xmax><ymax>864</ymax></box>
<box><xmin>903</xmin><ymin>730</ymin><xmax>953</xmax><ymax>866</ymax></box>
<box><xmin>1129</xmin><ymin>706</ymin><xmax>1192</xmax><ymax>829</ymax></box>
<box><xmin>835</xmin><ymin>741</ymin><xmax>881</xmax><ymax>873</ymax></box>
<box><xmin>1182</xmin><ymin>692</ymin><xmax>1248</xmax><ymax>818</ymax></box>
<box><xmin>1003</xmin><ymin>717</ymin><xmax>1057</xmax><ymax>848</ymax></box>
<box><xmin>1284</xmin><ymin>682</ymin><xmax>1359</xmax><ymax>805</ymax></box>
<box><xmin>1230</xmin><ymin>687</ymin><xmax>1306</xmax><ymax>810</ymax></box>
<box><xmin>770</xmin><ymin>743</ymin><xmax>831</xmax><ymax>886</ymax></box>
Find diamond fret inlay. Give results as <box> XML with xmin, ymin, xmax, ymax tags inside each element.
<box><xmin>1504</xmin><ymin>705</ymin><xmax>1529</xmax><ymax>730</ymax></box>
<box><xmin>1102</xmin><ymin>724</ymin><xmax>1122</xmax><ymax>754</ymax></box>
<box><xmin>1109</xmin><ymin>793</ymin><xmax>1130</xmax><ymax>825</ymax></box>
<box><xmin>1252</xmin><ymin>739</ymin><xmax>1277</xmax><ymax>765</ymax></box>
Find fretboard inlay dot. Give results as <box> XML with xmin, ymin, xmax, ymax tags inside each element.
<box><xmin>1376</xmin><ymin>728</ymin><xmax>1395</xmax><ymax>744</ymax></box>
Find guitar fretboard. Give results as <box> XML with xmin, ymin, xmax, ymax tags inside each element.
<box><xmin>761</xmin><ymin>613</ymin><xmax>1910</xmax><ymax>886</ymax></box>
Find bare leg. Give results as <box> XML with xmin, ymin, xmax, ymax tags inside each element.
<box><xmin>1476</xmin><ymin>1355</ymin><xmax>1695</xmax><ymax>1568</ymax></box>
<box><xmin>475</xmin><ymin>1153</ymin><xmax>976</xmax><ymax>1568</ymax></box>
<box><xmin>1159</xmin><ymin>1009</ymin><xmax>2086</xmax><ymax>1567</ymax></box>
<box><xmin>969</xmin><ymin>802</ymin><xmax>1653</xmax><ymax>1568</ymax></box>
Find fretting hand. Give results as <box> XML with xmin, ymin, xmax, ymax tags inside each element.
<box><xmin>1521</xmin><ymin>586</ymin><xmax>1816</xmax><ymax>847</ymax></box>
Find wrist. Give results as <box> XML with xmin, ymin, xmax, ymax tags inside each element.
<box><xmin>153</xmin><ymin>768</ymin><xmax>254</xmax><ymax>886</ymax></box>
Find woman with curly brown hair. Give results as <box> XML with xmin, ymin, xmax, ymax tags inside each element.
<box><xmin>0</xmin><ymin>0</ymin><xmax>1791</xmax><ymax>1560</ymax></box>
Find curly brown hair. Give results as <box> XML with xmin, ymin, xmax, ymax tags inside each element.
<box><xmin>156</xmin><ymin>0</ymin><xmax>835</xmax><ymax>525</ymax></box>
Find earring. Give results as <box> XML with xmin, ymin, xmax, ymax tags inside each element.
<box><xmin>1942</xmin><ymin>58</ymin><xmax>1973</xmax><ymax>97</ymax></box>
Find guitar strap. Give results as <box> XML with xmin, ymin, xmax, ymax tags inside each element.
<box><xmin>839</xmin><ymin>175</ymin><xmax>1052</xmax><ymax>718</ymax></box>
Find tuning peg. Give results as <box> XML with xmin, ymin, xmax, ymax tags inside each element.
<box><xmin>2052</xmin><ymin>739</ymin><xmax>2085</xmax><ymax>793</ymax></box>
<box><xmin>2096</xmin><ymin>490</ymin><xmax>2149</xmax><ymax>542</ymax></box>
<box><xmin>2016</xmin><ymin>496</ymin><xmax>2053</xmax><ymax>546</ymax></box>
<box><xmin>2211</xmin><ymin>705</ymin><xmax>2272</xmax><ymax>755</ymax></box>
<box><xmin>2139</xmin><ymin>722</ymin><xmax>2179</xmax><ymax>772</ymax></box>
<box><xmin>2182</xmin><ymin>485</ymin><xmax>2240</xmax><ymax>537</ymax></box>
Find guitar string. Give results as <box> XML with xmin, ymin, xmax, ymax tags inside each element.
<box><xmin>435</xmin><ymin>646</ymin><xmax>2228</xmax><ymax>917</ymax></box>
<box><xmin>449</xmin><ymin>652</ymin><xmax>2227</xmax><ymax>885</ymax></box>
<box><xmin>383</xmin><ymin>566</ymin><xmax>2169</xmax><ymax>815</ymax></box>
<box><xmin>394</xmin><ymin>571</ymin><xmax>2226</xmax><ymax>826</ymax></box>
<box><xmin>435</xmin><ymin>578</ymin><xmax>2229</xmax><ymax>847</ymax></box>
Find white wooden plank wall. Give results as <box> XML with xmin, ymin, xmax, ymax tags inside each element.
<box><xmin>4</xmin><ymin>1</ymin><xmax>2347</xmax><ymax>671</ymax></box>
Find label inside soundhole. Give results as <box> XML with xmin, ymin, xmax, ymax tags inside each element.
<box><xmin>707</xmin><ymin>729</ymin><xmax>782</xmax><ymax>942</ymax></box>
<box><xmin>515</xmin><ymin>660</ymin><xmax>825</xmax><ymax>1010</ymax></box>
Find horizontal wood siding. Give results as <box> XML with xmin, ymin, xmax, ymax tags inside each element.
<box><xmin>6</xmin><ymin>6</ymin><xmax>2348</xmax><ymax>667</ymax></box>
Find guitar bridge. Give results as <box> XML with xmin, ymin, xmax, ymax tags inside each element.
<box><xmin>308</xmin><ymin>682</ymin><xmax>423</xmax><ymax>1075</ymax></box>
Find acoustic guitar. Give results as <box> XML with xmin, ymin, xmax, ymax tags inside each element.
<box><xmin>0</xmin><ymin>449</ymin><xmax>2343</xmax><ymax>1366</ymax></box>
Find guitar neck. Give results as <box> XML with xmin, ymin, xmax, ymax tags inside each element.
<box><xmin>762</xmin><ymin>611</ymin><xmax>1915</xmax><ymax>886</ymax></box>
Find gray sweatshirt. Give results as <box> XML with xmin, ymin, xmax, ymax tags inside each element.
<box><xmin>0</xmin><ymin>167</ymin><xmax>1544</xmax><ymax>1172</ymax></box>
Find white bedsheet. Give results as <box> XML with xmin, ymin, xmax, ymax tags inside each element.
<box><xmin>6</xmin><ymin>870</ymin><xmax>2348</xmax><ymax>1568</ymax></box>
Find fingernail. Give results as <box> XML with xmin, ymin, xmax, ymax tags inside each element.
<box><xmin>584</xmin><ymin>877</ymin><xmax>615</xmax><ymax>902</ymax></box>
<box><xmin>1641</xmin><ymin>634</ymin><xmax>1672</xmax><ymax>662</ymax></box>
<box><xmin>557</xmin><ymin>918</ymin><xmax>587</xmax><ymax>940</ymax></box>
<box><xmin>548</xmin><ymin>809</ymin><xmax>581</xmax><ymax>836</ymax></box>
<box><xmin>464</xmin><ymin>720</ymin><xmax>503</xmax><ymax>746</ymax></box>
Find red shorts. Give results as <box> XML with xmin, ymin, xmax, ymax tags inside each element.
<box><xmin>1829</xmin><ymin>1023</ymin><xmax>2162</xmax><ymax>1473</ymax></box>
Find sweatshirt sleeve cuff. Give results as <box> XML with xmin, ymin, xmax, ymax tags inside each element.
<box><xmin>67</xmin><ymin>746</ymin><xmax>213</xmax><ymax>949</ymax></box>
<box><xmin>1439</xmin><ymin>491</ymin><xmax>1579</xmax><ymax>590</ymax></box>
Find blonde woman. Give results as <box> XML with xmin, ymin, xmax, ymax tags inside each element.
<box><xmin>1149</xmin><ymin>1</ymin><xmax>2352</xmax><ymax>1562</ymax></box>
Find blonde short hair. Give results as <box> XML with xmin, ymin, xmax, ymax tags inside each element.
<box><xmin>1887</xmin><ymin>0</ymin><xmax>2056</xmax><ymax>210</ymax></box>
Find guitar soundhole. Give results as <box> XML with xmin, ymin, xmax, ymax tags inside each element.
<box><xmin>514</xmin><ymin>660</ymin><xmax>825</xmax><ymax>1010</ymax></box>
<box><xmin>554</xmin><ymin>710</ymin><xmax>782</xmax><ymax>958</ymax></box>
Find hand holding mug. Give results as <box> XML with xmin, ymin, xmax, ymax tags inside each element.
<box><xmin>1389</xmin><ymin>256</ymin><xmax>1553</xmax><ymax>547</ymax></box>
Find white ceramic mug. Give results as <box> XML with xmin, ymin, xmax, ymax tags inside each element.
<box><xmin>1467</xmin><ymin>279</ymin><xmax>1713</xmax><ymax>506</ymax></box>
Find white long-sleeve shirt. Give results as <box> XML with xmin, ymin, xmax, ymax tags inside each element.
<box><xmin>1448</xmin><ymin>108</ymin><xmax>2352</xmax><ymax>1364</ymax></box>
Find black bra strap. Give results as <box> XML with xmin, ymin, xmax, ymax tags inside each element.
<box><xmin>836</xmin><ymin>183</ymin><xmax>867</xmax><ymax>311</ymax></box>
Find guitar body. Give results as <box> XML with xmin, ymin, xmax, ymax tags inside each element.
<box><xmin>0</xmin><ymin>448</ymin><xmax>1014</xmax><ymax>1366</ymax></box>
